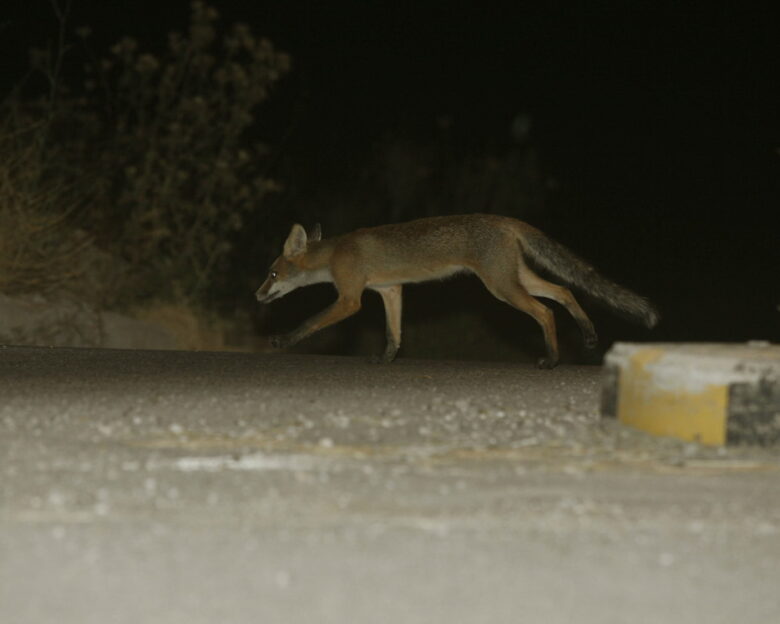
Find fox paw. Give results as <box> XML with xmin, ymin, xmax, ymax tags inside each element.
<box><xmin>368</xmin><ymin>343</ymin><xmax>399</xmax><ymax>364</ymax></box>
<box><xmin>369</xmin><ymin>352</ymin><xmax>397</xmax><ymax>365</ymax></box>
<box><xmin>536</xmin><ymin>356</ymin><xmax>558</xmax><ymax>370</ymax></box>
<box><xmin>269</xmin><ymin>334</ymin><xmax>293</xmax><ymax>349</ymax></box>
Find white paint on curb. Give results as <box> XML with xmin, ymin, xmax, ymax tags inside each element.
<box><xmin>605</xmin><ymin>342</ymin><xmax>780</xmax><ymax>394</ymax></box>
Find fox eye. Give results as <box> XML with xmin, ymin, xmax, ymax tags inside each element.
<box><xmin>270</xmin><ymin>271</ymin><xmax>278</xmax><ymax>279</ymax></box>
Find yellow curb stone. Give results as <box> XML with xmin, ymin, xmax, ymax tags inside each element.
<box><xmin>602</xmin><ymin>342</ymin><xmax>780</xmax><ymax>446</ymax></box>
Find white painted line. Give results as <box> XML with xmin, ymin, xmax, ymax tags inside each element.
<box><xmin>173</xmin><ymin>453</ymin><xmax>327</xmax><ymax>472</ymax></box>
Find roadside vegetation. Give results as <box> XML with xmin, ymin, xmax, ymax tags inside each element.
<box><xmin>0</xmin><ymin>1</ymin><xmax>289</xmax><ymax>321</ymax></box>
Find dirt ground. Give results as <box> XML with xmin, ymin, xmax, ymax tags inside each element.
<box><xmin>1</xmin><ymin>347</ymin><xmax>779</xmax><ymax>623</ymax></box>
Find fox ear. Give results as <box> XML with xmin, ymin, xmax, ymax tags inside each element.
<box><xmin>309</xmin><ymin>223</ymin><xmax>322</xmax><ymax>242</ymax></box>
<box><xmin>283</xmin><ymin>224</ymin><xmax>308</xmax><ymax>257</ymax></box>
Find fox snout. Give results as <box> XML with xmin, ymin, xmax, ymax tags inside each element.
<box><xmin>255</xmin><ymin>281</ymin><xmax>275</xmax><ymax>303</ymax></box>
<box><xmin>256</xmin><ymin>275</ymin><xmax>293</xmax><ymax>303</ymax></box>
<box><xmin>255</xmin><ymin>286</ymin><xmax>274</xmax><ymax>303</ymax></box>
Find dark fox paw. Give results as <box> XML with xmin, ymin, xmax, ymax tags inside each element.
<box><xmin>269</xmin><ymin>334</ymin><xmax>293</xmax><ymax>349</ymax></box>
<box><xmin>369</xmin><ymin>350</ymin><xmax>398</xmax><ymax>364</ymax></box>
<box><xmin>536</xmin><ymin>356</ymin><xmax>558</xmax><ymax>370</ymax></box>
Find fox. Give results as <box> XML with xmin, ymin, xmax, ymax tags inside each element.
<box><xmin>255</xmin><ymin>214</ymin><xmax>659</xmax><ymax>368</ymax></box>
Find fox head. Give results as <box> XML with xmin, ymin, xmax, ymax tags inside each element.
<box><xmin>255</xmin><ymin>223</ymin><xmax>322</xmax><ymax>303</ymax></box>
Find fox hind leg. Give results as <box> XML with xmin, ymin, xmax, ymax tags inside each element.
<box><xmin>474</xmin><ymin>260</ymin><xmax>560</xmax><ymax>369</ymax></box>
<box><xmin>517</xmin><ymin>267</ymin><xmax>598</xmax><ymax>349</ymax></box>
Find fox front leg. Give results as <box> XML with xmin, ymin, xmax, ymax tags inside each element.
<box><xmin>372</xmin><ymin>285</ymin><xmax>402</xmax><ymax>363</ymax></box>
<box><xmin>269</xmin><ymin>295</ymin><xmax>363</xmax><ymax>351</ymax></box>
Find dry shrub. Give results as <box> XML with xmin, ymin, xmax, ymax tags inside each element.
<box><xmin>85</xmin><ymin>1</ymin><xmax>291</xmax><ymax>305</ymax></box>
<box><xmin>0</xmin><ymin>116</ymin><xmax>94</xmax><ymax>297</ymax></box>
<box><xmin>1</xmin><ymin>1</ymin><xmax>289</xmax><ymax>312</ymax></box>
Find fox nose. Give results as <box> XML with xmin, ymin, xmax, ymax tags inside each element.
<box><xmin>256</xmin><ymin>288</ymin><xmax>276</xmax><ymax>303</ymax></box>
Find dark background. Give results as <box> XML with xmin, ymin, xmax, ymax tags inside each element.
<box><xmin>3</xmin><ymin>1</ymin><xmax>778</xmax><ymax>360</ymax></box>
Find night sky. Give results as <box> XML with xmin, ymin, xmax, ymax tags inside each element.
<box><xmin>3</xmin><ymin>1</ymin><xmax>778</xmax><ymax>349</ymax></box>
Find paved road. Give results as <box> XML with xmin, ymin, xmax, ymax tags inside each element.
<box><xmin>1</xmin><ymin>346</ymin><xmax>779</xmax><ymax>623</ymax></box>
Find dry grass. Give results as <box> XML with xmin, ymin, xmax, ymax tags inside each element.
<box><xmin>0</xmin><ymin>120</ymin><xmax>94</xmax><ymax>297</ymax></box>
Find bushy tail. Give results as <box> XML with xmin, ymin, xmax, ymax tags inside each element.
<box><xmin>519</xmin><ymin>227</ymin><xmax>660</xmax><ymax>328</ymax></box>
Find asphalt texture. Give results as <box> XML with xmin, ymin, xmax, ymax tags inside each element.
<box><xmin>1</xmin><ymin>346</ymin><xmax>779</xmax><ymax>623</ymax></box>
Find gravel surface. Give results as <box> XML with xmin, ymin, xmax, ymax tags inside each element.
<box><xmin>1</xmin><ymin>346</ymin><xmax>779</xmax><ymax>623</ymax></box>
